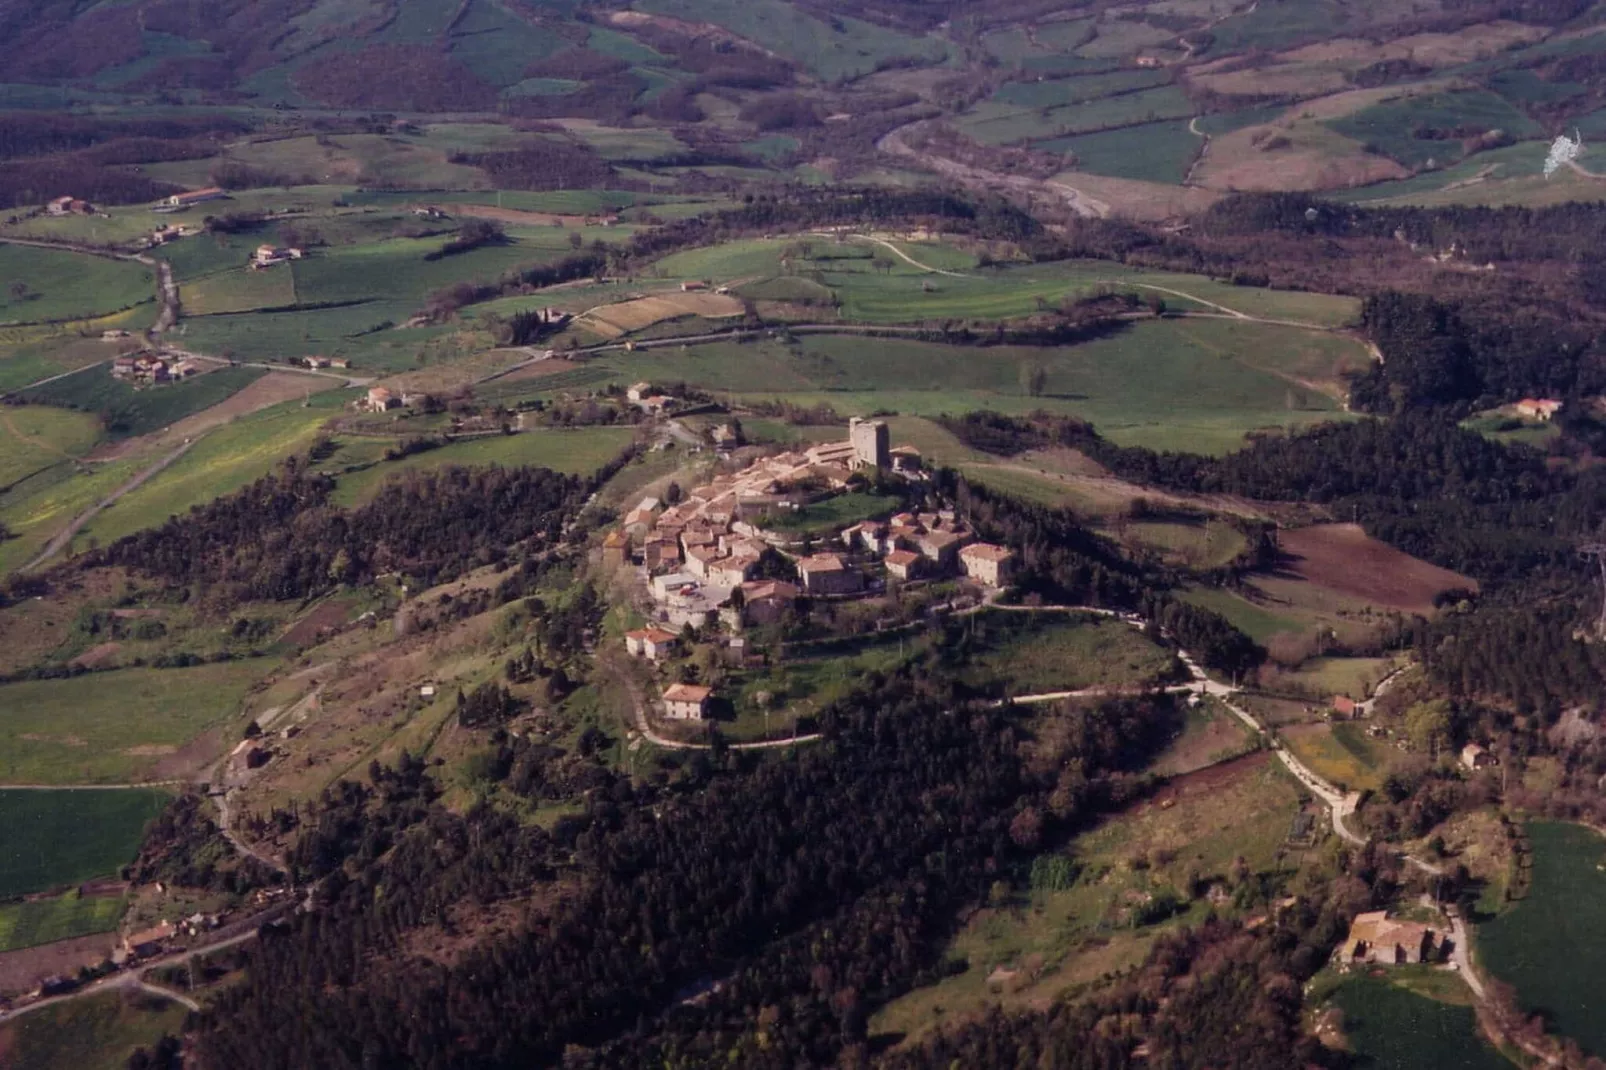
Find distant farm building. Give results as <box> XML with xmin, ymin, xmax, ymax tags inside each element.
<box><xmin>252</xmin><ymin>244</ymin><xmax>304</xmax><ymax>269</ymax></box>
<box><xmin>662</xmin><ymin>682</ymin><xmax>712</xmax><ymax>720</ymax></box>
<box><xmin>365</xmin><ymin>387</ymin><xmax>397</xmax><ymax>412</ymax></box>
<box><xmin>680</xmin><ymin>280</ymin><xmax>708</xmax><ymax>292</ymax></box>
<box><xmin>163</xmin><ymin>187</ymin><xmax>228</xmax><ymax>209</ymax></box>
<box><xmin>47</xmin><ymin>195</ymin><xmax>92</xmax><ymax>216</ymax></box>
<box><xmin>1515</xmin><ymin>398</ymin><xmax>1562</xmax><ymax>421</ymax></box>
<box><xmin>1331</xmin><ymin>695</ymin><xmax>1358</xmax><ymax>718</ymax></box>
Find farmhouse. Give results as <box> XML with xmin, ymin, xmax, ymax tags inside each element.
<box><xmin>365</xmin><ymin>387</ymin><xmax>397</xmax><ymax>412</ymax></box>
<box><xmin>101</xmin><ymin>329</ymin><xmax>132</xmax><ymax>341</ymax></box>
<box><xmin>1331</xmin><ymin>695</ymin><xmax>1358</xmax><ymax>718</ymax></box>
<box><xmin>625</xmin><ymin>627</ymin><xmax>680</xmax><ymax>661</ymax></box>
<box><xmin>662</xmin><ymin>682</ymin><xmax>712</xmax><ymax>720</ymax></box>
<box><xmin>915</xmin><ymin>528</ymin><xmax>970</xmax><ymax>570</ymax></box>
<box><xmin>960</xmin><ymin>543</ymin><xmax>1016</xmax><ymax>587</ymax></box>
<box><xmin>164</xmin><ymin>186</ymin><xmax>227</xmax><ymax>209</ymax></box>
<box><xmin>125</xmin><ymin>920</ymin><xmax>177</xmax><ymax>957</ymax></box>
<box><xmin>112</xmin><ymin>353</ymin><xmax>171</xmax><ymax>382</ymax></box>
<box><xmin>797</xmin><ymin>553</ymin><xmax>864</xmax><ymax>596</ymax></box>
<box><xmin>627</xmin><ymin>382</ymin><xmax>653</xmax><ymax>403</ymax></box>
<box><xmin>252</xmin><ymin>244</ymin><xmax>305</xmax><ymax>269</ymax></box>
<box><xmin>1342</xmin><ymin>911</ymin><xmax>1443</xmax><ymax>965</ymax></box>
<box><xmin>1461</xmin><ymin>742</ymin><xmax>1496</xmax><ymax>770</ymax></box>
<box><xmin>1515</xmin><ymin>398</ymin><xmax>1562</xmax><ymax>421</ymax></box>
<box><xmin>46</xmin><ymin>195</ymin><xmax>92</xmax><ymax>216</ymax></box>
<box><xmin>680</xmin><ymin>280</ymin><xmax>709</xmax><ymax>292</ymax></box>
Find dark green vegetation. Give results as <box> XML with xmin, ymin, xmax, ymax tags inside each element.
<box><xmin>1480</xmin><ymin>822</ymin><xmax>1606</xmax><ymax>1057</ymax></box>
<box><xmin>18</xmin><ymin>365</ymin><xmax>266</xmax><ymax>438</ymax></box>
<box><xmin>1326</xmin><ymin>977</ymin><xmax>1512</xmax><ymax>1070</ymax></box>
<box><xmin>0</xmin><ymin>788</ymin><xmax>169</xmax><ymax>897</ymax></box>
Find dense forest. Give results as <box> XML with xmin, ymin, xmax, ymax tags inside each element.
<box><xmin>190</xmin><ymin>677</ymin><xmax>1183</xmax><ymax>1069</ymax></box>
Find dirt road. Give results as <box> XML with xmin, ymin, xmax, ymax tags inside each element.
<box><xmin>877</xmin><ymin>121</ymin><xmax>1110</xmax><ymax>219</ymax></box>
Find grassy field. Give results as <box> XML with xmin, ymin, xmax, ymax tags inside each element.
<box><xmin>872</xmin><ymin>755</ymin><xmax>1305</xmax><ymax>1045</ymax></box>
<box><xmin>327</xmin><ymin>426</ymin><xmax>635</xmax><ymax>507</ymax></box>
<box><xmin>182</xmin><ymin>265</ymin><xmax>298</xmax><ymax>315</ymax></box>
<box><xmin>1324</xmin><ymin>976</ymin><xmax>1511</xmax><ymax>1070</ymax></box>
<box><xmin>0</xmin><ymin>789</ymin><xmax>169</xmax><ymax>898</ymax></box>
<box><xmin>0</xmin><ymin>454</ymin><xmax>145</xmax><ymax>575</ymax></box>
<box><xmin>1280</xmin><ymin>721</ymin><xmax>1392</xmax><ymax>794</ymax></box>
<box><xmin>1180</xmin><ymin>586</ymin><xmax>1307</xmax><ymax>643</ymax></box>
<box><xmin>958</xmin><ymin>85</ymin><xmax>1193</xmax><ymax>145</ymax></box>
<box><xmin>1046</xmin><ymin>118</ymin><xmax>1200</xmax><ymax>183</ymax></box>
<box><xmin>758</xmin><ymin>490</ymin><xmax>897</xmax><ymax>537</ymax></box>
<box><xmin>1480</xmin><ymin>822</ymin><xmax>1606</xmax><ymax>1056</ymax></box>
<box><xmin>18</xmin><ymin>365</ymin><xmax>267</xmax><ymax>439</ymax></box>
<box><xmin>1327</xmin><ymin>90</ymin><xmax>1540</xmax><ymax>169</ymax></box>
<box><xmin>0</xmin><ymin>663</ymin><xmax>272</xmax><ymax>784</ymax></box>
<box><xmin>1277</xmin><ymin>656</ymin><xmax>1401</xmax><ymax>699</ymax></box>
<box><xmin>0</xmin><ymin>406</ymin><xmax>102</xmax><ymax>489</ymax></box>
<box><xmin>0</xmin><ymin>890</ymin><xmax>125</xmax><ymax>953</ymax></box>
<box><xmin>0</xmin><ymin>246</ymin><xmax>154</xmax><ymax>327</ymax></box>
<box><xmin>0</xmin><ymin>989</ymin><xmax>189</xmax><ymax>1070</ymax></box>
<box><xmin>991</xmin><ymin>69</ymin><xmax>1170</xmax><ymax>108</ymax></box>
<box><xmin>962</xmin><ymin>611</ymin><xmax>1177</xmax><ymax>696</ymax></box>
<box><xmin>1120</xmin><ymin>519</ymin><xmax>1248</xmax><ymax>570</ymax></box>
<box><xmin>78</xmin><ymin>401</ymin><xmax>337</xmax><ymax>546</ymax></box>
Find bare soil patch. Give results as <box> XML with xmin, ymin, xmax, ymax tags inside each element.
<box><xmin>281</xmin><ymin>599</ymin><xmax>354</xmax><ymax>649</ymax></box>
<box><xmin>70</xmin><ymin>641</ymin><xmax>123</xmax><ymax>669</ymax></box>
<box><xmin>499</xmin><ymin>358</ymin><xmax>583</xmax><ymax>382</ymax></box>
<box><xmin>0</xmin><ymin>568</ymin><xmax>130</xmax><ymax>674</ymax></box>
<box><xmin>150</xmin><ymin>724</ymin><xmax>224</xmax><ymax>781</ymax></box>
<box><xmin>1143</xmin><ymin>749</ymin><xmax>1270</xmax><ymax>810</ymax></box>
<box><xmin>1152</xmin><ymin>707</ymin><xmax>1255</xmax><ymax>777</ymax></box>
<box><xmin>120</xmin><ymin>744</ymin><xmax>176</xmax><ymax>757</ymax></box>
<box><xmin>1192</xmin><ymin>129</ymin><xmax>1406</xmax><ymax>191</ymax></box>
<box><xmin>0</xmin><ymin>932</ymin><xmax>117</xmax><ymax>995</ymax></box>
<box><xmin>1276</xmin><ymin>523</ymin><xmax>1475</xmax><ymax>614</ymax></box>
<box><xmin>88</xmin><ymin>372</ymin><xmax>331</xmax><ymax>462</ymax></box>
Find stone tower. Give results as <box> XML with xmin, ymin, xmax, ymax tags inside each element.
<box><xmin>849</xmin><ymin>417</ymin><xmax>889</xmax><ymax>469</ymax></box>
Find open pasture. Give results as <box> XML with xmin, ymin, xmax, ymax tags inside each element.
<box><xmin>0</xmin><ymin>891</ymin><xmax>125</xmax><ymax>954</ymax></box>
<box><xmin>174</xmin><ymin>300</ymin><xmax>435</xmax><ymax>369</ymax></box>
<box><xmin>1323</xmin><ymin>976</ymin><xmax>1509</xmax><ymax>1070</ymax></box>
<box><xmin>0</xmin><ymin>406</ymin><xmax>101</xmax><ymax>489</ymax></box>
<box><xmin>1327</xmin><ymin>89</ymin><xmax>1541</xmax><ymax>169</ymax></box>
<box><xmin>992</xmin><ymin>69</ymin><xmax>1171</xmax><ymax>109</ymax></box>
<box><xmin>958</xmin><ymin>85</ymin><xmax>1194</xmax><ymax>145</ymax></box>
<box><xmin>0</xmin><ymin>988</ymin><xmax>189</xmax><ymax>1070</ymax></box>
<box><xmin>1045</xmin><ymin>119</ymin><xmax>1199</xmax><ymax>184</ymax></box>
<box><xmin>0</xmin><ymin>662</ymin><xmax>271</xmax><ymax>784</ymax></box>
<box><xmin>182</xmin><ymin>265</ymin><xmax>298</xmax><ymax>316</ymax></box>
<box><xmin>578</xmin><ymin>292</ymin><xmax>745</xmax><ymax>338</ymax></box>
<box><xmin>0</xmin><ymin>789</ymin><xmax>168</xmax><ymax>898</ymax></box>
<box><xmin>1480</xmin><ymin>822</ymin><xmax>1606</xmax><ymax>1056</ymax></box>
<box><xmin>962</xmin><ymin>610</ymin><xmax>1177</xmax><ymax>697</ymax></box>
<box><xmin>0</xmin><ymin>246</ymin><xmax>154</xmax><ymax>328</ymax></box>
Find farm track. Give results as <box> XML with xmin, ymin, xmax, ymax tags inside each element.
<box><xmin>22</xmin><ymin>437</ymin><xmax>201</xmax><ymax>572</ymax></box>
<box><xmin>876</xmin><ymin>121</ymin><xmax>1110</xmax><ymax>219</ymax></box>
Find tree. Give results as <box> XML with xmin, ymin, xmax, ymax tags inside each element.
<box><xmin>1405</xmin><ymin>699</ymin><xmax>1453</xmax><ymax>756</ymax></box>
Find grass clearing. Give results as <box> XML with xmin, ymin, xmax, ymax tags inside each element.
<box><xmin>327</xmin><ymin>427</ymin><xmax>635</xmax><ymax>507</ymax></box>
<box><xmin>0</xmin><ymin>662</ymin><xmax>272</xmax><ymax>785</ymax></box>
<box><xmin>1120</xmin><ymin>519</ymin><xmax>1248</xmax><ymax>570</ymax></box>
<box><xmin>1327</xmin><ymin>89</ymin><xmax>1540</xmax><ymax>169</ymax></box>
<box><xmin>1280</xmin><ymin>721</ymin><xmax>1391</xmax><ymax>793</ymax></box>
<box><xmin>0</xmin><ymin>789</ymin><xmax>169</xmax><ymax>898</ymax></box>
<box><xmin>182</xmin><ymin>266</ymin><xmax>298</xmax><ymax>316</ymax></box>
<box><xmin>0</xmin><ymin>246</ymin><xmax>154</xmax><ymax>327</ymax></box>
<box><xmin>1045</xmin><ymin>118</ymin><xmax>1199</xmax><ymax>183</ymax></box>
<box><xmin>0</xmin><ymin>989</ymin><xmax>189</xmax><ymax>1070</ymax></box>
<box><xmin>872</xmin><ymin>754</ymin><xmax>1304</xmax><ymax>1046</ymax></box>
<box><xmin>757</xmin><ymin>490</ymin><xmax>899</xmax><ymax>537</ymax></box>
<box><xmin>959</xmin><ymin>85</ymin><xmax>1194</xmax><ymax>145</ymax></box>
<box><xmin>0</xmin><ymin>891</ymin><xmax>125</xmax><ymax>953</ymax></box>
<box><xmin>0</xmin><ymin>406</ymin><xmax>102</xmax><ymax>488</ymax></box>
<box><xmin>962</xmin><ymin>611</ymin><xmax>1177</xmax><ymax>696</ymax></box>
<box><xmin>1480</xmin><ymin>822</ymin><xmax>1606</xmax><ymax>1056</ymax></box>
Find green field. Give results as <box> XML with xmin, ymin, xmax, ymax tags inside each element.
<box><xmin>962</xmin><ymin>610</ymin><xmax>1177</xmax><ymax>696</ymax></box>
<box><xmin>1281</xmin><ymin>721</ymin><xmax>1391</xmax><ymax>793</ymax></box>
<box><xmin>1122</xmin><ymin>519</ymin><xmax>1248</xmax><ymax>570</ymax></box>
<box><xmin>1480</xmin><ymin>822</ymin><xmax>1606</xmax><ymax>1056</ymax></box>
<box><xmin>0</xmin><ymin>989</ymin><xmax>189</xmax><ymax>1070</ymax></box>
<box><xmin>183</xmin><ymin>265</ymin><xmax>298</xmax><ymax>315</ymax></box>
<box><xmin>327</xmin><ymin>426</ymin><xmax>635</xmax><ymax>507</ymax></box>
<box><xmin>1180</xmin><ymin>586</ymin><xmax>1305</xmax><ymax>642</ymax></box>
<box><xmin>0</xmin><ymin>454</ymin><xmax>143</xmax><ymax>575</ymax></box>
<box><xmin>1045</xmin><ymin>119</ymin><xmax>1200</xmax><ymax>183</ymax></box>
<box><xmin>78</xmin><ymin>400</ymin><xmax>338</xmax><ymax>546</ymax></box>
<box><xmin>758</xmin><ymin>490</ymin><xmax>897</xmax><ymax>537</ymax></box>
<box><xmin>18</xmin><ymin>365</ymin><xmax>267</xmax><ymax>439</ymax></box>
<box><xmin>0</xmin><ymin>246</ymin><xmax>154</xmax><ymax>327</ymax></box>
<box><xmin>991</xmin><ymin>69</ymin><xmax>1170</xmax><ymax>109</ymax></box>
<box><xmin>0</xmin><ymin>406</ymin><xmax>102</xmax><ymax>488</ymax></box>
<box><xmin>0</xmin><ymin>890</ymin><xmax>125</xmax><ymax>953</ymax></box>
<box><xmin>959</xmin><ymin>85</ymin><xmax>1193</xmax><ymax>145</ymax></box>
<box><xmin>636</xmin><ymin>0</ymin><xmax>946</xmax><ymax>80</ymax></box>
<box><xmin>0</xmin><ymin>663</ymin><xmax>272</xmax><ymax>784</ymax></box>
<box><xmin>1327</xmin><ymin>90</ymin><xmax>1541</xmax><ymax>170</ymax></box>
<box><xmin>1326</xmin><ymin>977</ymin><xmax>1512</xmax><ymax>1070</ymax></box>
<box><xmin>0</xmin><ymin>789</ymin><xmax>169</xmax><ymax>897</ymax></box>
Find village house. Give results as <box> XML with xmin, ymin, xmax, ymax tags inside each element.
<box><xmin>960</xmin><ymin>543</ymin><xmax>1017</xmax><ymax>587</ymax></box>
<box><xmin>627</xmin><ymin>382</ymin><xmax>653</xmax><ymax>403</ymax></box>
<box><xmin>662</xmin><ymin>682</ymin><xmax>712</xmax><ymax>720</ymax></box>
<box><xmin>601</xmin><ymin>530</ymin><xmax>630</xmax><ymax>569</ymax></box>
<box><xmin>884</xmin><ymin>549</ymin><xmax>922</xmax><ymax>581</ymax></box>
<box><xmin>1461</xmin><ymin>742</ymin><xmax>1496</xmax><ymax>770</ymax></box>
<box><xmin>680</xmin><ymin>279</ymin><xmax>709</xmax><ymax>292</ymax></box>
<box><xmin>725</xmin><ymin>579</ymin><xmax>800</xmax><ymax>628</ymax></box>
<box><xmin>305</xmin><ymin>355</ymin><xmax>330</xmax><ymax>369</ymax></box>
<box><xmin>365</xmin><ymin>386</ymin><xmax>397</xmax><ymax>412</ymax></box>
<box><xmin>709</xmin><ymin>552</ymin><xmax>760</xmax><ymax>587</ymax></box>
<box><xmin>1331</xmin><ymin>695</ymin><xmax>1358</xmax><ymax>719</ymax></box>
<box><xmin>124</xmin><ymin>920</ymin><xmax>177</xmax><ymax>958</ymax></box>
<box><xmin>330</xmin><ymin>358</ymin><xmax>350</xmax><ymax>369</ymax></box>
<box><xmin>644</xmin><ymin>535</ymin><xmax>682</xmax><ymax>572</ymax></box>
<box><xmin>113</xmin><ymin>353</ymin><xmax>171</xmax><ymax>382</ymax></box>
<box><xmin>890</xmin><ymin>446</ymin><xmax>923</xmax><ymax>474</ymax></box>
<box><xmin>916</xmin><ymin>528</ymin><xmax>971</xmax><ymax>571</ymax></box>
<box><xmin>1343</xmin><ymin>911</ymin><xmax>1443</xmax><ymax>965</ymax></box>
<box><xmin>797</xmin><ymin>553</ymin><xmax>864</xmax><ymax>596</ymax></box>
<box><xmin>163</xmin><ymin>187</ymin><xmax>227</xmax><ymax>209</ymax></box>
<box><xmin>172</xmin><ymin>360</ymin><xmax>201</xmax><ymax>379</ymax></box>
<box><xmin>684</xmin><ymin>544</ymin><xmax>724</xmax><ymax>579</ymax></box>
<box><xmin>46</xmin><ymin>195</ymin><xmax>73</xmax><ymax>216</ymax></box>
<box><xmin>1515</xmin><ymin>398</ymin><xmax>1563</xmax><ymax>421</ymax></box>
<box><xmin>624</xmin><ymin>498</ymin><xmax>660</xmax><ymax>537</ymax></box>
<box><xmin>625</xmin><ymin>627</ymin><xmax>680</xmax><ymax>661</ymax></box>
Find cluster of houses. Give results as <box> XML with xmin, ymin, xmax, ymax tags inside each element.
<box><xmin>303</xmin><ymin>355</ymin><xmax>351</xmax><ymax>370</ymax></box>
<box><xmin>361</xmin><ymin>386</ymin><xmax>430</xmax><ymax>413</ymax></box>
<box><xmin>251</xmin><ymin>244</ymin><xmax>305</xmax><ymax>269</ymax></box>
<box><xmin>627</xmin><ymin>381</ymin><xmax>681</xmax><ymax>416</ymax></box>
<box><xmin>112</xmin><ymin>353</ymin><xmax>200</xmax><ymax>383</ymax></box>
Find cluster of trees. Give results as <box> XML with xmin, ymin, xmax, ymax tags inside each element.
<box><xmin>191</xmin><ymin>674</ymin><xmax>1183</xmax><ymax>1069</ymax></box>
<box><xmin>292</xmin><ymin>44</ymin><xmax>500</xmax><ymax>112</ymax></box>
<box><xmin>423</xmin><ymin>250</ymin><xmax>604</xmax><ymax>319</ymax></box>
<box><xmin>92</xmin><ymin>459</ymin><xmax>593</xmax><ymax>601</ymax></box>
<box><xmin>454</xmin><ymin>142</ymin><xmax>618</xmax><ymax>191</ymax></box>
<box><xmin>125</xmin><ymin>794</ymin><xmax>282</xmax><ymax>895</ymax></box>
<box><xmin>422</xmin><ymin>219</ymin><xmax>507</xmax><ymax>261</ymax></box>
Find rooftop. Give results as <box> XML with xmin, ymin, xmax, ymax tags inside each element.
<box><xmin>961</xmin><ymin>542</ymin><xmax>1014</xmax><ymax>562</ymax></box>
<box><xmin>663</xmin><ymin>683</ymin><xmax>712</xmax><ymax>703</ymax></box>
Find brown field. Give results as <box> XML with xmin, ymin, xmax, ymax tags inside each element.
<box><xmin>1281</xmin><ymin>21</ymin><xmax>1546</xmax><ymax>69</ymax></box>
<box><xmin>0</xmin><ymin>931</ymin><xmax>117</xmax><ymax>995</ymax></box>
<box><xmin>1192</xmin><ymin>125</ymin><xmax>1406</xmax><ymax>192</ymax></box>
<box><xmin>280</xmin><ymin>598</ymin><xmax>356</xmax><ymax>649</ymax></box>
<box><xmin>498</xmin><ymin>358</ymin><xmax>584</xmax><ymax>382</ymax></box>
<box><xmin>1052</xmin><ymin>173</ymin><xmax>1223</xmax><ymax>220</ymax></box>
<box><xmin>1144</xmin><ymin>749</ymin><xmax>1272</xmax><ymax>810</ymax></box>
<box><xmin>1193</xmin><ymin>64</ymin><xmax>1350</xmax><ymax>99</ymax></box>
<box><xmin>1151</xmin><ymin>702</ymin><xmax>1257</xmax><ymax>777</ymax></box>
<box><xmin>578</xmin><ymin>292</ymin><xmax>745</xmax><ymax>337</ymax></box>
<box><xmin>88</xmin><ymin>371</ymin><xmax>335</xmax><ymax>462</ymax></box>
<box><xmin>1276</xmin><ymin>523</ymin><xmax>1475</xmax><ymax>614</ymax></box>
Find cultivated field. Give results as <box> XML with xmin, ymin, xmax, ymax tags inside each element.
<box><xmin>19</xmin><ymin>365</ymin><xmax>268</xmax><ymax>441</ymax></box>
<box><xmin>0</xmin><ymin>663</ymin><xmax>272</xmax><ymax>784</ymax></box>
<box><xmin>0</xmin><ymin>406</ymin><xmax>102</xmax><ymax>489</ymax></box>
<box><xmin>1279</xmin><ymin>721</ymin><xmax>1393</xmax><ymax>794</ymax></box>
<box><xmin>1277</xmin><ymin>524</ymin><xmax>1476</xmax><ymax>615</ymax></box>
<box><xmin>577</xmin><ymin>291</ymin><xmax>745</xmax><ymax>338</ymax></box>
<box><xmin>0</xmin><ymin>247</ymin><xmax>154</xmax><ymax>328</ymax></box>
<box><xmin>0</xmin><ymin>891</ymin><xmax>125</xmax><ymax>954</ymax></box>
<box><xmin>0</xmin><ymin>789</ymin><xmax>169</xmax><ymax>898</ymax></box>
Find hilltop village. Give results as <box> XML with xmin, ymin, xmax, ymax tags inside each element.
<box><xmin>617</xmin><ymin>418</ymin><xmax>1015</xmax><ymax>724</ymax></box>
